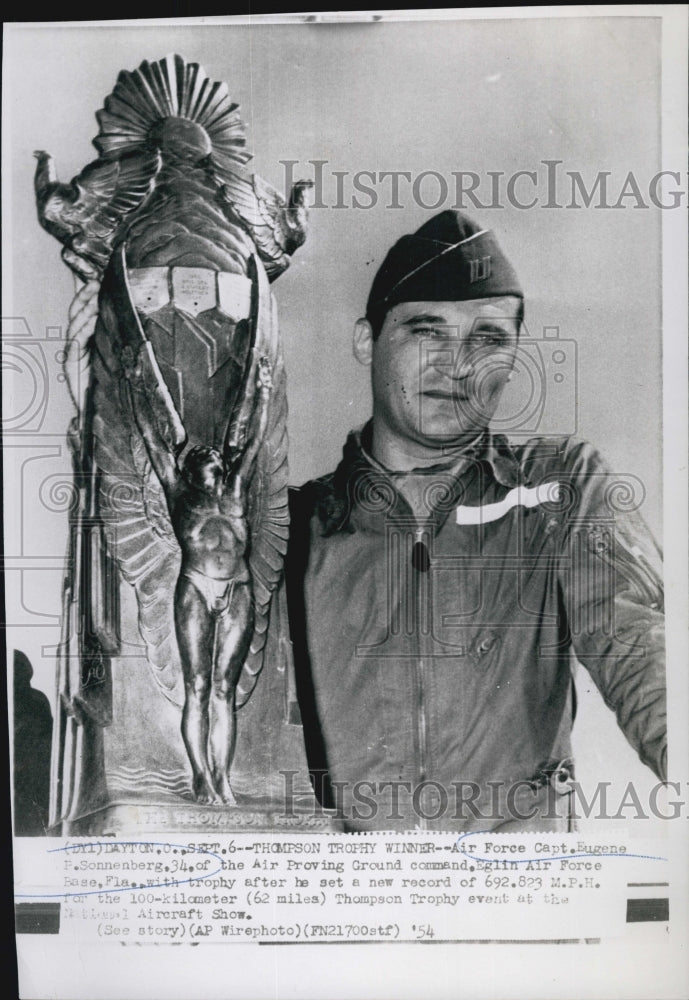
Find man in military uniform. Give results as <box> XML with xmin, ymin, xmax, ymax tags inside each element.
<box><xmin>287</xmin><ymin>210</ymin><xmax>666</xmax><ymax>832</ymax></box>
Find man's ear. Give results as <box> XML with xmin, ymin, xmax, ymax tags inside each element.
<box><xmin>353</xmin><ymin>317</ymin><xmax>373</xmax><ymax>366</ymax></box>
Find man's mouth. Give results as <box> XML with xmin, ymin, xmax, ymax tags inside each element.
<box><xmin>421</xmin><ymin>389</ymin><xmax>470</xmax><ymax>401</ymax></box>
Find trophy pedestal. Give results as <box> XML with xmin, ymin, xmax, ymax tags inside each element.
<box><xmin>60</xmin><ymin>800</ymin><xmax>341</xmax><ymax>836</ymax></box>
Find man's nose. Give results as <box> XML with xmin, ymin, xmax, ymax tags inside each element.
<box><xmin>427</xmin><ymin>347</ymin><xmax>474</xmax><ymax>379</ymax></box>
<box><xmin>453</xmin><ymin>350</ymin><xmax>475</xmax><ymax>380</ymax></box>
<box><xmin>425</xmin><ymin>333</ymin><xmax>475</xmax><ymax>378</ymax></box>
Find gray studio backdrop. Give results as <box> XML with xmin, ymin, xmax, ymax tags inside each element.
<box><xmin>4</xmin><ymin>15</ymin><xmax>664</xmax><ymax>810</ymax></box>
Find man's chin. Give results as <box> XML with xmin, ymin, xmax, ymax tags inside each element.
<box><xmin>414</xmin><ymin>423</ymin><xmax>486</xmax><ymax>447</ymax></box>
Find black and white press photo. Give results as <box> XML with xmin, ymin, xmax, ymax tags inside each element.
<box><xmin>4</xmin><ymin>9</ymin><xmax>688</xmax><ymax>1000</ymax></box>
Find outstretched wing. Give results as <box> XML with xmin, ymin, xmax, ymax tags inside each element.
<box><xmin>111</xmin><ymin>245</ymin><xmax>187</xmax><ymax>460</ymax></box>
<box><xmin>234</xmin><ymin>263</ymin><xmax>290</xmax><ymax>707</ymax></box>
<box><xmin>217</xmin><ymin>168</ymin><xmax>293</xmax><ymax>281</ymax></box>
<box><xmin>89</xmin><ymin>258</ymin><xmax>186</xmax><ymax>708</ymax></box>
<box><xmin>91</xmin><ymin>377</ymin><xmax>185</xmax><ymax>708</ymax></box>
<box><xmin>252</xmin><ymin>174</ymin><xmax>311</xmax><ymax>256</ymax></box>
<box><xmin>35</xmin><ymin>149</ymin><xmax>161</xmax><ymax>278</ymax></box>
<box><xmin>87</xmin><ymin>151</ymin><xmax>162</xmax><ymax>240</ymax></box>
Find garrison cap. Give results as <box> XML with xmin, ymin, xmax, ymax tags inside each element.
<box><xmin>366</xmin><ymin>211</ymin><xmax>523</xmax><ymax>324</ymax></box>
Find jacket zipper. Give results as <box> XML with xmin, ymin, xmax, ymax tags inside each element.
<box><xmin>414</xmin><ymin>525</ymin><xmax>429</xmax><ymax>830</ymax></box>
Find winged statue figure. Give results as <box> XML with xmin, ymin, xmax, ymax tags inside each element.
<box><xmin>36</xmin><ymin>55</ymin><xmax>312</xmax><ymax>812</ymax></box>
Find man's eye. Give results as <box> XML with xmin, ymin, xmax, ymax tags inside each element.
<box><xmin>411</xmin><ymin>325</ymin><xmax>447</xmax><ymax>337</ymax></box>
<box><xmin>468</xmin><ymin>332</ymin><xmax>507</xmax><ymax>347</ymax></box>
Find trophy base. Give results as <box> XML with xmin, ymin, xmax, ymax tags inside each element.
<box><xmin>59</xmin><ymin>798</ymin><xmax>342</xmax><ymax>836</ymax></box>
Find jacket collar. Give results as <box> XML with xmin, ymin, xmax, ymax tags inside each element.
<box><xmin>314</xmin><ymin>421</ymin><xmax>522</xmax><ymax>535</ymax></box>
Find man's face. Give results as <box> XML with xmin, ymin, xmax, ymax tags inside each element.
<box><xmin>371</xmin><ymin>296</ymin><xmax>521</xmax><ymax>450</ymax></box>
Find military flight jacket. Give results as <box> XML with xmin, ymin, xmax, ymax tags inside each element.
<box><xmin>285</xmin><ymin>425</ymin><xmax>666</xmax><ymax>831</ymax></box>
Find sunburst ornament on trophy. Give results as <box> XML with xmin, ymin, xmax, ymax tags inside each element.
<box><xmin>94</xmin><ymin>53</ymin><xmax>252</xmax><ymax>175</ymax></box>
<box><xmin>35</xmin><ymin>54</ymin><xmax>312</xmax><ymax>282</ymax></box>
